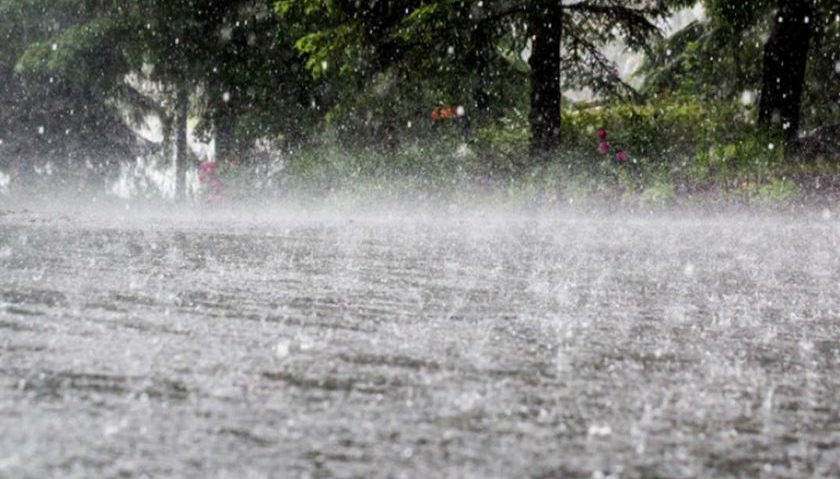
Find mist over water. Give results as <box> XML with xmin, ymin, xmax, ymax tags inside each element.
<box><xmin>2</xmin><ymin>191</ymin><xmax>840</xmax><ymax>478</ymax></box>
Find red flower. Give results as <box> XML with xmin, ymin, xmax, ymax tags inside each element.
<box><xmin>597</xmin><ymin>128</ymin><xmax>608</xmax><ymax>140</ymax></box>
<box><xmin>615</xmin><ymin>150</ymin><xmax>628</xmax><ymax>163</ymax></box>
<box><xmin>598</xmin><ymin>141</ymin><xmax>610</xmax><ymax>154</ymax></box>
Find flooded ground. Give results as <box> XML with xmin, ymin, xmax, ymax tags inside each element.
<box><xmin>2</xmin><ymin>203</ymin><xmax>840</xmax><ymax>478</ymax></box>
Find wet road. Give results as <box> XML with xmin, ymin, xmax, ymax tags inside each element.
<box><xmin>2</xmin><ymin>206</ymin><xmax>840</xmax><ymax>478</ymax></box>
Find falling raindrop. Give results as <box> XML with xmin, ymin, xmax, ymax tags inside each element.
<box><xmin>740</xmin><ymin>90</ymin><xmax>754</xmax><ymax>105</ymax></box>
<box><xmin>275</xmin><ymin>340</ymin><xmax>290</xmax><ymax>359</ymax></box>
<box><xmin>587</xmin><ymin>424</ymin><xmax>612</xmax><ymax>437</ymax></box>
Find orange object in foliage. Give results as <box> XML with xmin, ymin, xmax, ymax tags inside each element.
<box><xmin>430</xmin><ymin>105</ymin><xmax>462</xmax><ymax>122</ymax></box>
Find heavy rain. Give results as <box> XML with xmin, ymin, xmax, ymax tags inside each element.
<box><xmin>2</xmin><ymin>1</ymin><xmax>840</xmax><ymax>478</ymax></box>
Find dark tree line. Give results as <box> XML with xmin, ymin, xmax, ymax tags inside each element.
<box><xmin>0</xmin><ymin>0</ymin><xmax>838</xmax><ymax>195</ymax></box>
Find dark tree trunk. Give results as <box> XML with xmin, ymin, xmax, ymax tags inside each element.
<box><xmin>758</xmin><ymin>0</ymin><xmax>814</xmax><ymax>149</ymax></box>
<box><xmin>470</xmin><ymin>25</ymin><xmax>493</xmax><ymax>121</ymax></box>
<box><xmin>528</xmin><ymin>1</ymin><xmax>562</xmax><ymax>162</ymax></box>
<box><xmin>161</xmin><ymin>113</ymin><xmax>173</xmax><ymax>171</ymax></box>
<box><xmin>174</xmin><ymin>87</ymin><xmax>188</xmax><ymax>201</ymax></box>
<box><xmin>215</xmin><ymin>104</ymin><xmax>234</xmax><ymax>167</ymax></box>
<box><xmin>210</xmin><ymin>76</ymin><xmax>240</xmax><ymax>167</ymax></box>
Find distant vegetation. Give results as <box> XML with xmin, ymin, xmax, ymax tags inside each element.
<box><xmin>0</xmin><ymin>0</ymin><xmax>838</xmax><ymax>203</ymax></box>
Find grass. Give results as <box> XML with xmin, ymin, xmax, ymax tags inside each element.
<box><xmin>217</xmin><ymin>142</ymin><xmax>840</xmax><ymax>212</ymax></box>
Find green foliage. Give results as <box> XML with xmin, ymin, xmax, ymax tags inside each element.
<box><xmin>15</xmin><ymin>17</ymin><xmax>131</xmax><ymax>90</ymax></box>
<box><xmin>755</xmin><ymin>178</ymin><xmax>799</xmax><ymax>203</ymax></box>
<box><xmin>552</xmin><ymin>95</ymin><xmax>810</xmax><ymax>205</ymax></box>
<box><xmin>639</xmin><ymin>181</ymin><xmax>675</xmax><ymax>207</ymax></box>
<box><xmin>472</xmin><ymin>111</ymin><xmax>531</xmax><ymax>174</ymax></box>
<box><xmin>0</xmin><ymin>0</ymin><xmax>144</xmax><ymax>170</ymax></box>
<box><xmin>275</xmin><ymin>0</ymin><xmax>669</xmax><ymax>153</ymax></box>
<box><xmin>0</xmin><ymin>0</ymin><xmax>837</xmax><ymax>205</ymax></box>
<box><xmin>638</xmin><ymin>19</ymin><xmax>765</xmax><ymax>99</ymax></box>
<box><xmin>562</xmin><ymin>97</ymin><xmax>710</xmax><ymax>162</ymax></box>
<box><xmin>696</xmin><ymin>130</ymin><xmax>783</xmax><ymax>184</ymax></box>
<box><xmin>641</xmin><ymin>0</ymin><xmax>840</xmax><ymax>131</ymax></box>
<box><xmin>555</xmin><ymin>95</ymin><xmax>765</xmax><ymax>195</ymax></box>
<box><xmin>268</xmin><ymin>91</ymin><xmax>814</xmax><ymax>207</ymax></box>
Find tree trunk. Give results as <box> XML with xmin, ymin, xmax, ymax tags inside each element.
<box><xmin>470</xmin><ymin>25</ymin><xmax>493</xmax><ymax>122</ymax></box>
<box><xmin>161</xmin><ymin>113</ymin><xmax>173</xmax><ymax>173</ymax></box>
<box><xmin>528</xmin><ymin>1</ymin><xmax>563</xmax><ymax>162</ymax></box>
<box><xmin>758</xmin><ymin>0</ymin><xmax>813</xmax><ymax>149</ymax></box>
<box><xmin>174</xmin><ymin>87</ymin><xmax>188</xmax><ymax>201</ymax></box>
<box><xmin>212</xmin><ymin>85</ymin><xmax>239</xmax><ymax>167</ymax></box>
<box><xmin>215</xmin><ymin>107</ymin><xmax>234</xmax><ymax>167</ymax></box>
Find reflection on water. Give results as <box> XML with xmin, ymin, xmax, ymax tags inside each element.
<box><xmin>1</xmin><ymin>207</ymin><xmax>840</xmax><ymax>478</ymax></box>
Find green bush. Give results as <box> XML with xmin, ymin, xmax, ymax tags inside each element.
<box><xmin>559</xmin><ymin>95</ymin><xmax>753</xmax><ymax>167</ymax></box>
<box><xmin>755</xmin><ymin>178</ymin><xmax>800</xmax><ymax>203</ymax></box>
<box><xmin>266</xmin><ymin>94</ymin><xmax>818</xmax><ymax>206</ymax></box>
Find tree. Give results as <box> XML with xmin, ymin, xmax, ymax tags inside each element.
<box><xmin>641</xmin><ymin>0</ymin><xmax>840</xmax><ymax>154</ymax></box>
<box><xmin>528</xmin><ymin>1</ymin><xmax>563</xmax><ymax>159</ymax></box>
<box><xmin>174</xmin><ymin>87</ymin><xmax>189</xmax><ymax>200</ymax></box>
<box><xmin>3</xmin><ymin>0</ymin><xmax>326</xmax><ymax>198</ymax></box>
<box><xmin>193</xmin><ymin>1</ymin><xmax>327</xmax><ymax>164</ymax></box>
<box><xmin>757</xmin><ymin>0</ymin><xmax>814</xmax><ymax>146</ymax></box>
<box><xmin>0</xmin><ymin>0</ymin><xmax>146</xmax><ymax>181</ymax></box>
<box><xmin>277</xmin><ymin>0</ymin><xmax>665</xmax><ymax>161</ymax></box>
<box><xmin>639</xmin><ymin>1</ymin><xmax>772</xmax><ymax>99</ymax></box>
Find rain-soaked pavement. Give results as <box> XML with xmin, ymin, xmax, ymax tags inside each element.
<box><xmin>2</xmin><ymin>204</ymin><xmax>840</xmax><ymax>478</ymax></box>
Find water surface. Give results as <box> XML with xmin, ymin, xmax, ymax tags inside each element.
<box><xmin>2</xmin><ymin>205</ymin><xmax>840</xmax><ymax>478</ymax></box>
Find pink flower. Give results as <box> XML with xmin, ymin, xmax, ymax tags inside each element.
<box><xmin>598</xmin><ymin>141</ymin><xmax>610</xmax><ymax>154</ymax></box>
<box><xmin>597</xmin><ymin>128</ymin><xmax>608</xmax><ymax>140</ymax></box>
<box><xmin>615</xmin><ymin>150</ymin><xmax>628</xmax><ymax>163</ymax></box>
<box><xmin>197</xmin><ymin>161</ymin><xmax>217</xmax><ymax>183</ymax></box>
